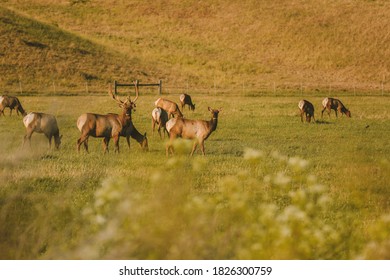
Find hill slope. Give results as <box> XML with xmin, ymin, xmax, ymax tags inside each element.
<box><xmin>0</xmin><ymin>6</ymin><xmax>153</xmax><ymax>94</ymax></box>
<box><xmin>2</xmin><ymin>0</ymin><xmax>390</xmax><ymax>93</ymax></box>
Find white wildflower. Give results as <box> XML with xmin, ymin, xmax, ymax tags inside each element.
<box><xmin>95</xmin><ymin>214</ymin><xmax>106</xmax><ymax>225</ymax></box>
<box><xmin>273</xmin><ymin>172</ymin><xmax>291</xmax><ymax>186</ymax></box>
<box><xmin>243</xmin><ymin>148</ymin><xmax>264</xmax><ymax>164</ymax></box>
<box><xmin>288</xmin><ymin>157</ymin><xmax>309</xmax><ymax>171</ymax></box>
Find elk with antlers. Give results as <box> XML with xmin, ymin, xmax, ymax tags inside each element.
<box><xmin>0</xmin><ymin>95</ymin><xmax>26</xmax><ymax>117</ymax></box>
<box><xmin>166</xmin><ymin>107</ymin><xmax>221</xmax><ymax>156</ymax></box>
<box><xmin>151</xmin><ymin>107</ymin><xmax>169</xmax><ymax>138</ymax></box>
<box><xmin>154</xmin><ymin>97</ymin><xmax>183</xmax><ymax>118</ymax></box>
<box><xmin>321</xmin><ymin>97</ymin><xmax>351</xmax><ymax>118</ymax></box>
<box><xmin>298</xmin><ymin>99</ymin><xmax>315</xmax><ymax>123</ymax></box>
<box><xmin>179</xmin><ymin>93</ymin><xmax>195</xmax><ymax>111</ymax></box>
<box><xmin>77</xmin><ymin>82</ymin><xmax>139</xmax><ymax>153</ymax></box>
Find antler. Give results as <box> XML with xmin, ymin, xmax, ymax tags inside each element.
<box><xmin>109</xmin><ymin>81</ymin><xmax>139</xmax><ymax>106</ymax></box>
<box><xmin>109</xmin><ymin>83</ymin><xmax>125</xmax><ymax>105</ymax></box>
<box><xmin>132</xmin><ymin>80</ymin><xmax>139</xmax><ymax>103</ymax></box>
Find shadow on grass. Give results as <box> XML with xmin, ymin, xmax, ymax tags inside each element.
<box><xmin>314</xmin><ymin>120</ymin><xmax>333</xmax><ymax>125</ymax></box>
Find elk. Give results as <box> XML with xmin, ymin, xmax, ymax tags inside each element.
<box><xmin>166</xmin><ymin>107</ymin><xmax>221</xmax><ymax>156</ymax></box>
<box><xmin>179</xmin><ymin>93</ymin><xmax>195</xmax><ymax>111</ymax></box>
<box><xmin>23</xmin><ymin>112</ymin><xmax>62</xmax><ymax>149</ymax></box>
<box><xmin>154</xmin><ymin>97</ymin><xmax>183</xmax><ymax>118</ymax></box>
<box><xmin>321</xmin><ymin>97</ymin><xmax>351</xmax><ymax>118</ymax></box>
<box><xmin>77</xmin><ymin>82</ymin><xmax>139</xmax><ymax>153</ymax></box>
<box><xmin>151</xmin><ymin>107</ymin><xmax>169</xmax><ymax>138</ymax></box>
<box><xmin>116</xmin><ymin>118</ymin><xmax>149</xmax><ymax>151</ymax></box>
<box><xmin>0</xmin><ymin>95</ymin><xmax>26</xmax><ymax>117</ymax></box>
<box><xmin>298</xmin><ymin>99</ymin><xmax>315</xmax><ymax>123</ymax></box>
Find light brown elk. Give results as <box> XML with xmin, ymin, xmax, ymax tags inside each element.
<box><xmin>321</xmin><ymin>97</ymin><xmax>351</xmax><ymax>118</ymax></box>
<box><xmin>151</xmin><ymin>107</ymin><xmax>169</xmax><ymax>138</ymax></box>
<box><xmin>23</xmin><ymin>112</ymin><xmax>62</xmax><ymax>149</ymax></box>
<box><xmin>154</xmin><ymin>97</ymin><xmax>183</xmax><ymax>118</ymax></box>
<box><xmin>0</xmin><ymin>95</ymin><xmax>26</xmax><ymax>117</ymax></box>
<box><xmin>179</xmin><ymin>93</ymin><xmax>195</xmax><ymax>111</ymax></box>
<box><xmin>298</xmin><ymin>99</ymin><xmax>315</xmax><ymax>123</ymax></box>
<box><xmin>77</xmin><ymin>82</ymin><xmax>139</xmax><ymax>153</ymax></box>
<box><xmin>166</xmin><ymin>107</ymin><xmax>221</xmax><ymax>156</ymax></box>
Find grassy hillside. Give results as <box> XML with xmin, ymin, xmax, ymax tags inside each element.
<box><xmin>2</xmin><ymin>0</ymin><xmax>390</xmax><ymax>94</ymax></box>
<box><xmin>0</xmin><ymin>6</ymin><xmax>153</xmax><ymax>94</ymax></box>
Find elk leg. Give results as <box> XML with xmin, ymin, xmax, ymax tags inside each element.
<box><xmin>23</xmin><ymin>131</ymin><xmax>33</xmax><ymax>148</ymax></box>
<box><xmin>326</xmin><ymin>108</ymin><xmax>331</xmax><ymax>118</ymax></box>
<box><xmin>166</xmin><ymin>140</ymin><xmax>175</xmax><ymax>156</ymax></box>
<box><xmin>113</xmin><ymin>136</ymin><xmax>120</xmax><ymax>153</ymax></box>
<box><xmin>167</xmin><ymin>144</ymin><xmax>175</xmax><ymax>156</ymax></box>
<box><xmin>199</xmin><ymin>141</ymin><xmax>206</xmax><ymax>156</ymax></box>
<box><xmin>103</xmin><ymin>137</ymin><xmax>110</xmax><ymax>153</ymax></box>
<box><xmin>126</xmin><ymin>135</ymin><xmax>130</xmax><ymax>149</ymax></box>
<box><xmin>158</xmin><ymin>124</ymin><xmax>163</xmax><ymax>139</ymax></box>
<box><xmin>152</xmin><ymin>119</ymin><xmax>156</xmax><ymax>136</ymax></box>
<box><xmin>48</xmin><ymin>135</ymin><xmax>52</xmax><ymax>149</ymax></box>
<box><xmin>190</xmin><ymin>141</ymin><xmax>198</xmax><ymax>156</ymax></box>
<box><xmin>77</xmin><ymin>135</ymin><xmax>89</xmax><ymax>153</ymax></box>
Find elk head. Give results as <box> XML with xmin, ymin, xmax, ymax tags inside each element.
<box><xmin>109</xmin><ymin>81</ymin><xmax>139</xmax><ymax>116</ymax></box>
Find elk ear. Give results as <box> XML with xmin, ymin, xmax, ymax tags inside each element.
<box><xmin>208</xmin><ymin>106</ymin><xmax>212</xmax><ymax>112</ymax></box>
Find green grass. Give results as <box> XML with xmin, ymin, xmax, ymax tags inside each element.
<box><xmin>0</xmin><ymin>92</ymin><xmax>389</xmax><ymax>259</ymax></box>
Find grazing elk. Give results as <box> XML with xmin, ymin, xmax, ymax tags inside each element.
<box><xmin>0</xmin><ymin>95</ymin><xmax>26</xmax><ymax>117</ymax></box>
<box><xmin>321</xmin><ymin>97</ymin><xmax>351</xmax><ymax>118</ymax></box>
<box><xmin>77</xmin><ymin>82</ymin><xmax>139</xmax><ymax>153</ymax></box>
<box><xmin>117</xmin><ymin>119</ymin><xmax>149</xmax><ymax>151</ymax></box>
<box><xmin>298</xmin><ymin>99</ymin><xmax>315</xmax><ymax>123</ymax></box>
<box><xmin>166</xmin><ymin>107</ymin><xmax>221</xmax><ymax>156</ymax></box>
<box><xmin>151</xmin><ymin>107</ymin><xmax>169</xmax><ymax>138</ymax></box>
<box><xmin>179</xmin><ymin>93</ymin><xmax>195</xmax><ymax>111</ymax></box>
<box><xmin>154</xmin><ymin>97</ymin><xmax>183</xmax><ymax>118</ymax></box>
<box><xmin>23</xmin><ymin>112</ymin><xmax>62</xmax><ymax>149</ymax></box>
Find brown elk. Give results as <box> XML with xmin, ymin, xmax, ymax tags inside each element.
<box><xmin>117</xmin><ymin>118</ymin><xmax>149</xmax><ymax>151</ymax></box>
<box><xmin>166</xmin><ymin>107</ymin><xmax>221</xmax><ymax>156</ymax></box>
<box><xmin>0</xmin><ymin>95</ymin><xmax>26</xmax><ymax>117</ymax></box>
<box><xmin>179</xmin><ymin>93</ymin><xmax>195</xmax><ymax>111</ymax></box>
<box><xmin>298</xmin><ymin>99</ymin><xmax>315</xmax><ymax>123</ymax></box>
<box><xmin>154</xmin><ymin>97</ymin><xmax>183</xmax><ymax>118</ymax></box>
<box><xmin>321</xmin><ymin>97</ymin><xmax>351</xmax><ymax>118</ymax></box>
<box><xmin>23</xmin><ymin>112</ymin><xmax>62</xmax><ymax>149</ymax></box>
<box><xmin>151</xmin><ymin>107</ymin><xmax>169</xmax><ymax>138</ymax></box>
<box><xmin>77</xmin><ymin>82</ymin><xmax>139</xmax><ymax>153</ymax></box>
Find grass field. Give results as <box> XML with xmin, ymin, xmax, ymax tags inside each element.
<box><xmin>0</xmin><ymin>92</ymin><xmax>389</xmax><ymax>259</ymax></box>
<box><xmin>1</xmin><ymin>0</ymin><xmax>389</xmax><ymax>261</ymax></box>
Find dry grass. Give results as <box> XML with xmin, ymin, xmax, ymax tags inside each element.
<box><xmin>2</xmin><ymin>0</ymin><xmax>390</xmax><ymax>93</ymax></box>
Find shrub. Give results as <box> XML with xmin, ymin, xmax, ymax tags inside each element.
<box><xmin>69</xmin><ymin>148</ymin><xmax>346</xmax><ymax>259</ymax></box>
